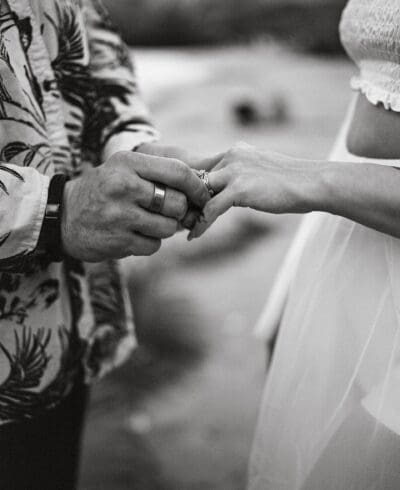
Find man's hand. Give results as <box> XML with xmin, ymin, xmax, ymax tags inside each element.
<box><xmin>61</xmin><ymin>151</ymin><xmax>209</xmax><ymax>261</ymax></box>
<box><xmin>136</xmin><ymin>143</ymin><xmax>224</xmax><ymax>229</ymax></box>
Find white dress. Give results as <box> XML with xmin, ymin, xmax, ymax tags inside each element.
<box><xmin>248</xmin><ymin>1</ymin><xmax>400</xmax><ymax>488</ymax></box>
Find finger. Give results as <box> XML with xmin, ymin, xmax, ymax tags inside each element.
<box><xmin>137</xmin><ymin>143</ymin><xmax>191</xmax><ymax>162</ymax></box>
<box><xmin>131</xmin><ymin>208</ymin><xmax>178</xmax><ymax>239</ymax></box>
<box><xmin>137</xmin><ymin>144</ymin><xmax>225</xmax><ymax>172</ymax></box>
<box><xmin>207</xmin><ymin>168</ymin><xmax>231</xmax><ymax>194</ymax></box>
<box><xmin>163</xmin><ymin>188</ymin><xmax>189</xmax><ymax>219</ymax></box>
<box><xmin>133</xmin><ymin>153</ymin><xmax>209</xmax><ymax>208</ymax></box>
<box><xmin>208</xmin><ymin>142</ymin><xmax>254</xmax><ymax>173</ymax></box>
<box><xmin>188</xmin><ymin>190</ymin><xmax>234</xmax><ymax>240</ymax></box>
<box><xmin>181</xmin><ymin>207</ymin><xmax>202</xmax><ymax>230</ymax></box>
<box><xmin>135</xmin><ymin>178</ymin><xmax>189</xmax><ymax>220</ymax></box>
<box><xmin>192</xmin><ymin>152</ymin><xmax>225</xmax><ymax>171</ymax></box>
<box><xmin>128</xmin><ymin>233</ymin><xmax>162</xmax><ymax>257</ymax></box>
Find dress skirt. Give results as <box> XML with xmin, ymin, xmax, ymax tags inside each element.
<box><xmin>248</xmin><ymin>97</ymin><xmax>400</xmax><ymax>489</ymax></box>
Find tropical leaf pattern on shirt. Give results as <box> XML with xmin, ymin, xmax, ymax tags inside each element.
<box><xmin>0</xmin><ymin>323</ymin><xmax>87</xmax><ymax>422</ymax></box>
<box><xmin>1</xmin><ymin>142</ymin><xmax>52</xmax><ymax>170</ymax></box>
<box><xmin>0</xmin><ymin>0</ymin><xmax>153</xmax><ymax>424</ymax></box>
<box><xmin>0</xmin><ymin>164</ymin><xmax>25</xmax><ymax>196</ymax></box>
<box><xmin>46</xmin><ymin>2</ymin><xmax>92</xmax><ymax>113</ymax></box>
<box><xmin>0</xmin><ymin>327</ymin><xmax>51</xmax><ymax>420</ymax></box>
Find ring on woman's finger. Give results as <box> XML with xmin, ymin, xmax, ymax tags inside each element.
<box><xmin>149</xmin><ymin>183</ymin><xmax>166</xmax><ymax>213</ymax></box>
<box><xmin>197</xmin><ymin>169</ymin><xmax>215</xmax><ymax>197</ymax></box>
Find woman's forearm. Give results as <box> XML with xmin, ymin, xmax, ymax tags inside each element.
<box><xmin>309</xmin><ymin>161</ymin><xmax>400</xmax><ymax>238</ymax></box>
<box><xmin>190</xmin><ymin>146</ymin><xmax>400</xmax><ymax>239</ymax></box>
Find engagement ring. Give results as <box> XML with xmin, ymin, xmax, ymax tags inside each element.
<box><xmin>197</xmin><ymin>170</ymin><xmax>215</xmax><ymax>197</ymax></box>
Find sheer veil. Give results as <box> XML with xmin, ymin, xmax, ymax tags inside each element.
<box><xmin>248</xmin><ymin>98</ymin><xmax>400</xmax><ymax>490</ymax></box>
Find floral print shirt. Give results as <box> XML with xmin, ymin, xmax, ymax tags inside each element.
<box><xmin>0</xmin><ymin>0</ymin><xmax>158</xmax><ymax>424</ymax></box>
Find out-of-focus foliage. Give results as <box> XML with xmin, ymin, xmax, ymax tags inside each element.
<box><xmin>104</xmin><ymin>0</ymin><xmax>348</xmax><ymax>53</ymax></box>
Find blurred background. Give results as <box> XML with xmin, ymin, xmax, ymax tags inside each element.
<box><xmin>80</xmin><ymin>1</ymin><xmax>354</xmax><ymax>489</ymax></box>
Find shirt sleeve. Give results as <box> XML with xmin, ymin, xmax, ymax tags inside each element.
<box><xmin>82</xmin><ymin>0</ymin><xmax>159</xmax><ymax>162</ymax></box>
<box><xmin>0</xmin><ymin>163</ymin><xmax>49</xmax><ymax>273</ymax></box>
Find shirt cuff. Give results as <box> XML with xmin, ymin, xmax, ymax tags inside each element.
<box><xmin>0</xmin><ymin>166</ymin><xmax>50</xmax><ymax>260</ymax></box>
<box><xmin>102</xmin><ymin>128</ymin><xmax>160</xmax><ymax>162</ymax></box>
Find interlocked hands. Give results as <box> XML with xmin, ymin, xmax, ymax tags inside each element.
<box><xmin>62</xmin><ymin>141</ymin><xmax>306</xmax><ymax>260</ymax></box>
<box><xmin>61</xmin><ymin>144</ymin><xmax>220</xmax><ymax>261</ymax></box>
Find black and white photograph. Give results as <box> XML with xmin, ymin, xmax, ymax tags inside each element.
<box><xmin>1</xmin><ymin>0</ymin><xmax>400</xmax><ymax>489</ymax></box>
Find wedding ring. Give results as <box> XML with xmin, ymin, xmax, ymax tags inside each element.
<box><xmin>197</xmin><ymin>169</ymin><xmax>215</xmax><ymax>197</ymax></box>
<box><xmin>149</xmin><ymin>183</ymin><xmax>166</xmax><ymax>213</ymax></box>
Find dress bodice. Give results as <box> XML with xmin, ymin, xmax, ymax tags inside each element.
<box><xmin>340</xmin><ymin>0</ymin><xmax>400</xmax><ymax>110</ymax></box>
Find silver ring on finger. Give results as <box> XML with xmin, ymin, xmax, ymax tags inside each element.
<box><xmin>197</xmin><ymin>169</ymin><xmax>215</xmax><ymax>197</ymax></box>
<box><xmin>149</xmin><ymin>183</ymin><xmax>166</xmax><ymax>213</ymax></box>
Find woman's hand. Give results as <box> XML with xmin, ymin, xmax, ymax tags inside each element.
<box><xmin>189</xmin><ymin>143</ymin><xmax>320</xmax><ymax>239</ymax></box>
<box><xmin>136</xmin><ymin>142</ymin><xmax>224</xmax><ymax>172</ymax></box>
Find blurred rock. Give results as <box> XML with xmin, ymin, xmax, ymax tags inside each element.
<box><xmin>232</xmin><ymin>92</ymin><xmax>289</xmax><ymax>126</ymax></box>
<box><xmin>127</xmin><ymin>412</ymin><xmax>153</xmax><ymax>434</ymax></box>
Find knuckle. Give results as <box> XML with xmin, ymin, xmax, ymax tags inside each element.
<box><xmin>114</xmin><ymin>150</ymin><xmax>133</xmax><ymax>164</ymax></box>
<box><xmin>104</xmin><ymin>203</ymin><xmax>122</xmax><ymax>224</ymax></box>
<box><xmin>105</xmin><ymin>172</ymin><xmax>126</xmax><ymax>197</ymax></box>
<box><xmin>106</xmin><ymin>170</ymin><xmax>139</xmax><ymax>198</ymax></box>
<box><xmin>107</xmin><ymin>151</ymin><xmax>131</xmax><ymax>171</ymax></box>
<box><xmin>232</xmin><ymin>178</ymin><xmax>246</xmax><ymax>200</ymax></box>
<box><xmin>127</xmin><ymin>174</ymin><xmax>141</xmax><ymax>194</ymax></box>
<box><xmin>229</xmin><ymin>146</ymin><xmax>247</xmax><ymax>163</ymax></box>
<box><xmin>226</xmin><ymin>147</ymin><xmax>239</xmax><ymax>162</ymax></box>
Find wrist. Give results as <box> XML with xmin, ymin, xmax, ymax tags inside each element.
<box><xmin>295</xmin><ymin>160</ymin><xmax>335</xmax><ymax>213</ymax></box>
<box><xmin>283</xmin><ymin>160</ymin><xmax>324</xmax><ymax>213</ymax></box>
<box><xmin>310</xmin><ymin>161</ymin><xmax>348</xmax><ymax>214</ymax></box>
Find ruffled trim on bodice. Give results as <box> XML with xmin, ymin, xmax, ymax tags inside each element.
<box><xmin>351</xmin><ymin>76</ymin><xmax>400</xmax><ymax>112</ymax></box>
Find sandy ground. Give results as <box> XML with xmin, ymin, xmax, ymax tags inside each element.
<box><xmin>79</xmin><ymin>45</ymin><xmax>354</xmax><ymax>490</ymax></box>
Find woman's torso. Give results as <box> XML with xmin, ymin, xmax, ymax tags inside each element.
<box><xmin>249</xmin><ymin>4</ymin><xmax>400</xmax><ymax>488</ymax></box>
